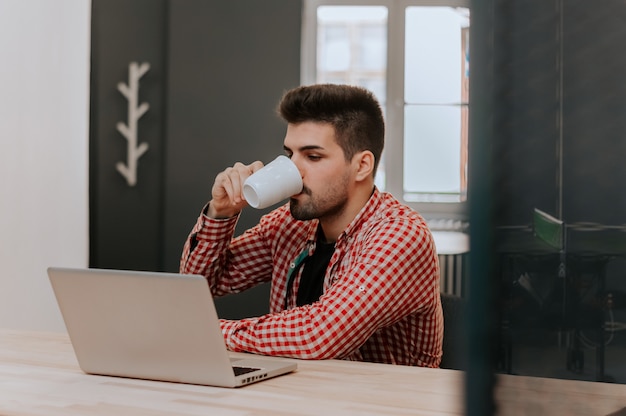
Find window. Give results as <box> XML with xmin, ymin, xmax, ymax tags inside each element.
<box><xmin>302</xmin><ymin>0</ymin><xmax>470</xmax><ymax>221</ymax></box>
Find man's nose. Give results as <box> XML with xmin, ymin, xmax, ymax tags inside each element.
<box><xmin>290</xmin><ymin>155</ymin><xmax>305</xmax><ymax>177</ymax></box>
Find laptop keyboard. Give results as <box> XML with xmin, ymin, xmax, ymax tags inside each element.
<box><xmin>233</xmin><ymin>366</ymin><xmax>260</xmax><ymax>376</ymax></box>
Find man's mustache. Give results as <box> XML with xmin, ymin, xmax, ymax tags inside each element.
<box><xmin>300</xmin><ymin>185</ymin><xmax>311</xmax><ymax>195</ymax></box>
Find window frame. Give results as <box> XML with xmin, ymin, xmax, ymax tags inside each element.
<box><xmin>302</xmin><ymin>0</ymin><xmax>470</xmax><ymax>221</ymax></box>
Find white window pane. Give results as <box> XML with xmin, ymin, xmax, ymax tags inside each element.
<box><xmin>316</xmin><ymin>6</ymin><xmax>387</xmax><ymax>105</ymax></box>
<box><xmin>356</xmin><ymin>78</ymin><xmax>386</xmax><ymax>104</ymax></box>
<box><xmin>319</xmin><ymin>26</ymin><xmax>350</xmax><ymax>71</ymax></box>
<box><xmin>320</xmin><ymin>76</ymin><xmax>350</xmax><ymax>84</ymax></box>
<box><xmin>307</xmin><ymin>0</ymin><xmax>470</xmax><ymax>213</ymax></box>
<box><xmin>405</xmin><ymin>7</ymin><xmax>469</xmax><ymax>104</ymax></box>
<box><xmin>404</xmin><ymin>105</ymin><xmax>461</xmax><ymax>194</ymax></box>
<box><xmin>318</xmin><ymin>6</ymin><xmax>387</xmax><ymax>23</ymax></box>
<box><xmin>357</xmin><ymin>25</ymin><xmax>386</xmax><ymax>71</ymax></box>
<box><xmin>375</xmin><ymin>156</ymin><xmax>386</xmax><ymax>191</ymax></box>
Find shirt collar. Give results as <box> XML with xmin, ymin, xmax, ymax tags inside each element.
<box><xmin>338</xmin><ymin>186</ymin><xmax>382</xmax><ymax>243</ymax></box>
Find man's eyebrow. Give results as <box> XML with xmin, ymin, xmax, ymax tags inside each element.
<box><xmin>284</xmin><ymin>145</ymin><xmax>325</xmax><ymax>152</ymax></box>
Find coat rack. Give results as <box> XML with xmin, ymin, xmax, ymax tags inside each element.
<box><xmin>116</xmin><ymin>62</ymin><xmax>150</xmax><ymax>186</ymax></box>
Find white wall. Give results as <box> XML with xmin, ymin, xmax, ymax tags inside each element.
<box><xmin>0</xmin><ymin>0</ymin><xmax>91</xmax><ymax>332</ymax></box>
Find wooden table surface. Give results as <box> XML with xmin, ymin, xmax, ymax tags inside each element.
<box><xmin>1</xmin><ymin>329</ymin><xmax>625</xmax><ymax>415</ymax></box>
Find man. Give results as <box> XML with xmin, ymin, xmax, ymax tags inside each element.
<box><xmin>180</xmin><ymin>84</ymin><xmax>443</xmax><ymax>367</ymax></box>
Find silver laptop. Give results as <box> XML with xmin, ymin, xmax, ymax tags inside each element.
<box><xmin>47</xmin><ymin>267</ymin><xmax>296</xmax><ymax>387</ymax></box>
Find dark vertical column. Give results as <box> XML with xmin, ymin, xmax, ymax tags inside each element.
<box><xmin>467</xmin><ymin>0</ymin><xmax>496</xmax><ymax>414</ymax></box>
<box><xmin>89</xmin><ymin>0</ymin><xmax>167</xmax><ymax>270</ymax></box>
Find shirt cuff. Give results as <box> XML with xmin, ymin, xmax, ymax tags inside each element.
<box><xmin>193</xmin><ymin>206</ymin><xmax>240</xmax><ymax>242</ymax></box>
<box><xmin>220</xmin><ymin>319</ymin><xmax>241</xmax><ymax>352</ymax></box>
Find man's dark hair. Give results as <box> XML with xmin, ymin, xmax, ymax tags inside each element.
<box><xmin>278</xmin><ymin>84</ymin><xmax>385</xmax><ymax>176</ymax></box>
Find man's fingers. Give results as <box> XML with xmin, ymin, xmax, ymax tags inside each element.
<box><xmin>208</xmin><ymin>160</ymin><xmax>265</xmax><ymax>218</ymax></box>
<box><xmin>214</xmin><ymin>161</ymin><xmax>263</xmax><ymax>205</ymax></box>
<box><xmin>231</xmin><ymin>162</ymin><xmax>254</xmax><ymax>203</ymax></box>
<box><xmin>249</xmin><ymin>160</ymin><xmax>264</xmax><ymax>174</ymax></box>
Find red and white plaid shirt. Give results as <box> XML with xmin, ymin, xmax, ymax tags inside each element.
<box><xmin>180</xmin><ymin>188</ymin><xmax>443</xmax><ymax>367</ymax></box>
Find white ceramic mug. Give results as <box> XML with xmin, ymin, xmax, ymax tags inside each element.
<box><xmin>243</xmin><ymin>155</ymin><xmax>303</xmax><ymax>209</ymax></box>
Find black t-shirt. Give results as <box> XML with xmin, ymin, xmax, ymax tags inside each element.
<box><xmin>295</xmin><ymin>239</ymin><xmax>335</xmax><ymax>307</ymax></box>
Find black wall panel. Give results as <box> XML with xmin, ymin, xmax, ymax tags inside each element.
<box><xmin>89</xmin><ymin>0</ymin><xmax>168</xmax><ymax>270</ymax></box>
<box><xmin>492</xmin><ymin>0</ymin><xmax>561</xmax><ymax>226</ymax></box>
<box><xmin>162</xmin><ymin>0</ymin><xmax>302</xmax><ymax>318</ymax></box>
<box><xmin>90</xmin><ymin>0</ymin><xmax>301</xmax><ymax>317</ymax></box>
<box><xmin>562</xmin><ymin>0</ymin><xmax>626</xmax><ymax>225</ymax></box>
<box><xmin>162</xmin><ymin>0</ymin><xmax>302</xmax><ymax>273</ymax></box>
<box><xmin>493</xmin><ymin>0</ymin><xmax>626</xmax><ymax>227</ymax></box>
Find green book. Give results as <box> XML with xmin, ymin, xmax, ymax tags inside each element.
<box><xmin>532</xmin><ymin>208</ymin><xmax>564</xmax><ymax>250</ymax></box>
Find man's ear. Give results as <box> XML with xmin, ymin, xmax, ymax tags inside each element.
<box><xmin>354</xmin><ymin>150</ymin><xmax>375</xmax><ymax>181</ymax></box>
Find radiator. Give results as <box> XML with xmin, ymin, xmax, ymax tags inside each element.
<box><xmin>439</xmin><ymin>253</ymin><xmax>467</xmax><ymax>297</ymax></box>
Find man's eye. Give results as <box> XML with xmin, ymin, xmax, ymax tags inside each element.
<box><xmin>307</xmin><ymin>155</ymin><xmax>321</xmax><ymax>161</ymax></box>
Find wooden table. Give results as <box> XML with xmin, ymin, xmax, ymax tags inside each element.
<box><xmin>1</xmin><ymin>329</ymin><xmax>625</xmax><ymax>415</ymax></box>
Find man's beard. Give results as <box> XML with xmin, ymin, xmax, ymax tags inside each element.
<box><xmin>289</xmin><ymin>177</ymin><xmax>349</xmax><ymax>221</ymax></box>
